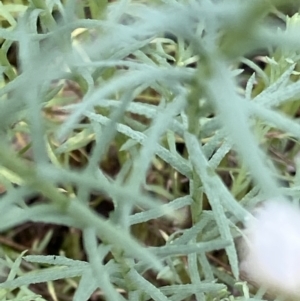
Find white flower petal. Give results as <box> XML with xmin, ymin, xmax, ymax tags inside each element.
<box><xmin>241</xmin><ymin>199</ymin><xmax>300</xmax><ymax>296</ymax></box>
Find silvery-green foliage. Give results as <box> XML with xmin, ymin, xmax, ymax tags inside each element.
<box><xmin>0</xmin><ymin>0</ymin><xmax>300</xmax><ymax>300</ymax></box>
